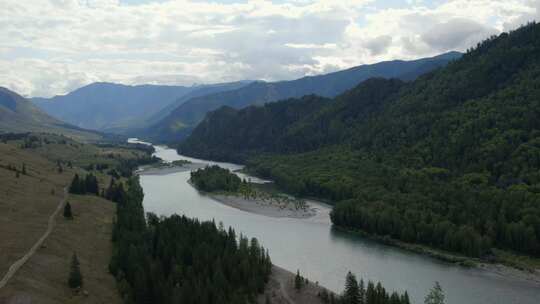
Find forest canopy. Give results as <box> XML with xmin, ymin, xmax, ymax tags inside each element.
<box><xmin>180</xmin><ymin>23</ymin><xmax>540</xmax><ymax>258</ymax></box>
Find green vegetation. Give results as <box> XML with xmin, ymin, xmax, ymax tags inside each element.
<box><xmin>68</xmin><ymin>252</ymin><xmax>83</xmax><ymax>289</ymax></box>
<box><xmin>424</xmin><ymin>282</ymin><xmax>445</xmax><ymax>304</ymax></box>
<box><xmin>190</xmin><ymin>165</ymin><xmax>244</xmax><ymax>192</ymax></box>
<box><xmin>180</xmin><ymin>23</ymin><xmax>540</xmax><ymax>260</ymax></box>
<box><xmin>323</xmin><ymin>271</ymin><xmax>410</xmax><ymax>304</ymax></box>
<box><xmin>64</xmin><ymin>202</ymin><xmax>73</xmax><ymax>219</ymax></box>
<box><xmin>149</xmin><ymin>52</ymin><xmax>458</xmax><ymax>143</ymax></box>
<box><xmin>109</xmin><ymin>177</ymin><xmax>272</xmax><ymax>304</ymax></box>
<box><xmin>69</xmin><ymin>173</ymin><xmax>99</xmax><ymax>195</ymax></box>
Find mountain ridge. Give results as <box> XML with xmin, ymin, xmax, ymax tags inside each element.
<box><xmin>0</xmin><ymin>87</ymin><xmax>102</xmax><ymax>140</ymax></box>
<box><xmin>32</xmin><ymin>81</ymin><xmax>254</xmax><ymax>133</ymax></box>
<box><xmin>141</xmin><ymin>51</ymin><xmax>462</xmax><ymax>142</ymax></box>
<box><xmin>179</xmin><ymin>23</ymin><xmax>540</xmax><ymax>258</ymax></box>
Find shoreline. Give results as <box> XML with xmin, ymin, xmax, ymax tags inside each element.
<box><xmin>136</xmin><ymin>162</ymin><xmax>206</xmax><ymax>175</ymax></box>
<box><xmin>187</xmin><ymin>180</ymin><xmax>320</xmax><ymax>219</ymax></box>
<box><xmin>334</xmin><ymin>226</ymin><xmax>540</xmax><ymax>285</ymax></box>
<box><xmin>209</xmin><ymin>193</ymin><xmax>319</xmax><ymax>219</ymax></box>
<box><xmin>137</xmin><ymin>149</ymin><xmax>540</xmax><ymax>287</ymax></box>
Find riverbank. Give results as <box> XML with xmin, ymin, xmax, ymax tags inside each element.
<box><xmin>334</xmin><ymin>226</ymin><xmax>540</xmax><ymax>285</ymax></box>
<box><xmin>136</xmin><ymin>162</ymin><xmax>206</xmax><ymax>175</ymax></box>
<box><xmin>209</xmin><ymin>193</ymin><xmax>318</xmax><ymax>219</ymax></box>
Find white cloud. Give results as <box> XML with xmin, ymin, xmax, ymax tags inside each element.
<box><xmin>0</xmin><ymin>0</ymin><xmax>538</xmax><ymax>97</ymax></box>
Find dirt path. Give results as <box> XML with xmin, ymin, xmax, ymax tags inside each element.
<box><xmin>0</xmin><ymin>188</ymin><xmax>67</xmax><ymax>289</ymax></box>
<box><xmin>278</xmin><ymin>277</ymin><xmax>295</xmax><ymax>304</ymax></box>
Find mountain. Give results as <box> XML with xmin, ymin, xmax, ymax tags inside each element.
<box><xmin>0</xmin><ymin>87</ymin><xmax>101</xmax><ymax>140</ymax></box>
<box><xmin>32</xmin><ymin>82</ymin><xmax>199</xmax><ymax>132</ymax></box>
<box><xmin>179</xmin><ymin>23</ymin><xmax>540</xmax><ymax>259</ymax></box>
<box><xmin>142</xmin><ymin>51</ymin><xmax>462</xmax><ymax>142</ymax></box>
<box><xmin>143</xmin><ymin>80</ymin><xmax>253</xmax><ymax>127</ymax></box>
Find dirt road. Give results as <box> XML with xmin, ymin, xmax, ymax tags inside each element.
<box><xmin>0</xmin><ymin>188</ymin><xmax>67</xmax><ymax>289</ymax></box>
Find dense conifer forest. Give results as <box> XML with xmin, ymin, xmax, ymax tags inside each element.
<box><xmin>179</xmin><ymin>23</ymin><xmax>540</xmax><ymax>258</ymax></box>
<box><xmin>190</xmin><ymin>165</ymin><xmax>244</xmax><ymax>192</ymax></box>
<box><xmin>108</xmin><ymin>177</ymin><xmax>272</xmax><ymax>304</ymax></box>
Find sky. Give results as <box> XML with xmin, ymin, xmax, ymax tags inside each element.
<box><xmin>1</xmin><ymin>0</ymin><xmax>538</xmax><ymax>97</ymax></box>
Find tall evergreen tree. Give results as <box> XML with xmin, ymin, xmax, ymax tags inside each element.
<box><xmin>64</xmin><ymin>202</ymin><xmax>73</xmax><ymax>219</ymax></box>
<box><xmin>343</xmin><ymin>272</ymin><xmax>360</xmax><ymax>304</ymax></box>
<box><xmin>69</xmin><ymin>174</ymin><xmax>82</xmax><ymax>194</ymax></box>
<box><xmin>68</xmin><ymin>253</ymin><xmax>83</xmax><ymax>289</ymax></box>
<box><xmin>424</xmin><ymin>282</ymin><xmax>445</xmax><ymax>304</ymax></box>
<box><xmin>294</xmin><ymin>270</ymin><xmax>303</xmax><ymax>290</ymax></box>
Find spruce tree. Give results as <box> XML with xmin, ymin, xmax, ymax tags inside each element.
<box><xmin>424</xmin><ymin>282</ymin><xmax>445</xmax><ymax>304</ymax></box>
<box><xmin>68</xmin><ymin>253</ymin><xmax>83</xmax><ymax>289</ymax></box>
<box><xmin>294</xmin><ymin>269</ymin><xmax>303</xmax><ymax>290</ymax></box>
<box><xmin>343</xmin><ymin>272</ymin><xmax>360</xmax><ymax>304</ymax></box>
<box><xmin>69</xmin><ymin>174</ymin><xmax>81</xmax><ymax>194</ymax></box>
<box><xmin>64</xmin><ymin>202</ymin><xmax>73</xmax><ymax>219</ymax></box>
<box><xmin>359</xmin><ymin>279</ymin><xmax>366</xmax><ymax>304</ymax></box>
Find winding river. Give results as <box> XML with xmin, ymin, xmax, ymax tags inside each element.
<box><xmin>136</xmin><ymin>142</ymin><xmax>540</xmax><ymax>304</ymax></box>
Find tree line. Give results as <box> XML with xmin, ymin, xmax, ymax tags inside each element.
<box><xmin>69</xmin><ymin>173</ymin><xmax>99</xmax><ymax>195</ymax></box>
<box><xmin>190</xmin><ymin>165</ymin><xmax>244</xmax><ymax>193</ymax></box>
<box><xmin>109</xmin><ymin>176</ymin><xmax>272</xmax><ymax>304</ymax></box>
<box><xmin>180</xmin><ymin>23</ymin><xmax>540</xmax><ymax>258</ymax></box>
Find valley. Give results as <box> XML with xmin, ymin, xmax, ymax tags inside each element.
<box><xmin>2</xmin><ymin>5</ymin><xmax>540</xmax><ymax>303</ymax></box>
<box><xmin>138</xmin><ymin>142</ymin><xmax>540</xmax><ymax>304</ymax></box>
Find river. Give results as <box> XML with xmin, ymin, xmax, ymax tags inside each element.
<box><xmin>135</xmin><ymin>141</ymin><xmax>540</xmax><ymax>304</ymax></box>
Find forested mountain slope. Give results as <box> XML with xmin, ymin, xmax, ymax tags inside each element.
<box><xmin>180</xmin><ymin>23</ymin><xmax>540</xmax><ymax>258</ymax></box>
<box><xmin>144</xmin><ymin>52</ymin><xmax>460</xmax><ymax>142</ymax></box>
<box><xmin>0</xmin><ymin>87</ymin><xmax>101</xmax><ymax>141</ymax></box>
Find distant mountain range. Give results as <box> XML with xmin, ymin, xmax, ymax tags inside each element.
<box><xmin>32</xmin><ymin>81</ymin><xmax>252</xmax><ymax>133</ymax></box>
<box><xmin>0</xmin><ymin>87</ymin><xmax>101</xmax><ymax>140</ymax></box>
<box><xmin>140</xmin><ymin>51</ymin><xmax>462</xmax><ymax>142</ymax></box>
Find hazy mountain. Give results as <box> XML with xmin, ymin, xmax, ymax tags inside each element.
<box><xmin>33</xmin><ymin>81</ymin><xmax>254</xmax><ymax>134</ymax></box>
<box><xmin>0</xmin><ymin>87</ymin><xmax>101</xmax><ymax>140</ymax></box>
<box><xmin>143</xmin><ymin>51</ymin><xmax>462</xmax><ymax>142</ymax></box>
<box><xmin>142</xmin><ymin>80</ymin><xmax>254</xmax><ymax>127</ymax></box>
<box><xmin>31</xmin><ymin>82</ymin><xmax>198</xmax><ymax>132</ymax></box>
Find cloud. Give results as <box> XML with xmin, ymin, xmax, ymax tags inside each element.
<box><xmin>0</xmin><ymin>0</ymin><xmax>537</xmax><ymax>97</ymax></box>
<box><xmin>421</xmin><ymin>19</ymin><xmax>498</xmax><ymax>51</ymax></box>
<box><xmin>364</xmin><ymin>35</ymin><xmax>392</xmax><ymax>55</ymax></box>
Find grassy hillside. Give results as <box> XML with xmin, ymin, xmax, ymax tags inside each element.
<box><xmin>0</xmin><ymin>133</ymin><xmax>153</xmax><ymax>303</ymax></box>
<box><xmin>0</xmin><ymin>87</ymin><xmax>102</xmax><ymax>142</ymax></box>
<box><xmin>143</xmin><ymin>52</ymin><xmax>460</xmax><ymax>143</ymax></box>
<box><xmin>180</xmin><ymin>23</ymin><xmax>540</xmax><ymax>261</ymax></box>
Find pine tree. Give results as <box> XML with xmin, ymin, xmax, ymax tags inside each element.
<box><xmin>424</xmin><ymin>282</ymin><xmax>444</xmax><ymax>304</ymax></box>
<box><xmin>68</xmin><ymin>253</ymin><xmax>83</xmax><ymax>288</ymax></box>
<box><xmin>343</xmin><ymin>272</ymin><xmax>360</xmax><ymax>304</ymax></box>
<box><xmin>64</xmin><ymin>202</ymin><xmax>73</xmax><ymax>219</ymax></box>
<box><xmin>294</xmin><ymin>269</ymin><xmax>303</xmax><ymax>290</ymax></box>
<box><xmin>69</xmin><ymin>174</ymin><xmax>81</xmax><ymax>194</ymax></box>
<box><xmin>401</xmin><ymin>291</ymin><xmax>411</xmax><ymax>304</ymax></box>
<box><xmin>359</xmin><ymin>279</ymin><xmax>366</xmax><ymax>304</ymax></box>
